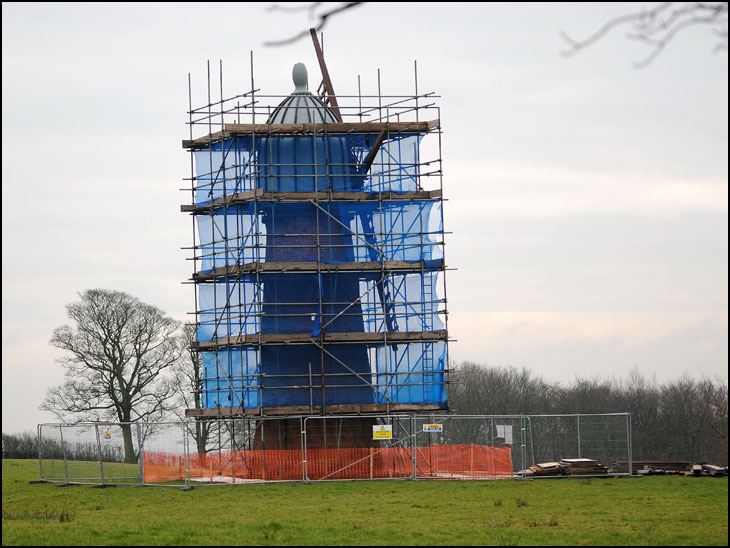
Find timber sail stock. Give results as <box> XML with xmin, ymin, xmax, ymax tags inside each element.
<box><xmin>182</xmin><ymin>58</ymin><xmax>451</xmax><ymax>419</ymax></box>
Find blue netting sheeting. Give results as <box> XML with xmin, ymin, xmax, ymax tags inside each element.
<box><xmin>200</xmin><ymin>341</ymin><xmax>446</xmax><ymax>408</ymax></box>
<box><xmin>197</xmin><ymin>277</ymin><xmax>261</xmax><ymax>340</ymax></box>
<box><xmin>372</xmin><ymin>341</ymin><xmax>447</xmax><ymax>405</ymax></box>
<box><xmin>365</xmin><ymin>134</ymin><xmax>421</xmax><ymax>193</ymax></box>
<box><xmin>195</xmin><ymin>201</ymin><xmax>443</xmax><ymax>272</ymax></box>
<box><xmin>193</xmin><ymin>134</ymin><xmax>422</xmax><ymax>204</ymax></box>
<box><xmin>194</xmin><ymin>139</ymin><xmax>256</xmax><ymax>205</ymax></box>
<box><xmin>201</xmin><ymin>347</ymin><xmax>260</xmax><ymax>409</ymax></box>
<box><xmin>192</xmin><ymin>131</ymin><xmax>447</xmax><ymax>411</ymax></box>
<box><xmin>257</xmin><ymin>134</ymin><xmax>366</xmax><ymax>193</ymax></box>
<box><xmin>196</xmin><ymin>209</ymin><xmax>260</xmax><ymax>269</ymax></box>
<box><xmin>197</xmin><ymin>271</ymin><xmax>444</xmax><ymax>340</ymax></box>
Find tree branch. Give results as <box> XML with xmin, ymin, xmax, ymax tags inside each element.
<box><xmin>561</xmin><ymin>2</ymin><xmax>728</xmax><ymax>66</ymax></box>
<box><xmin>264</xmin><ymin>2</ymin><xmax>364</xmax><ymax>46</ymax></box>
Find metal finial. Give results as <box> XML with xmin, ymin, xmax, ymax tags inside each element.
<box><xmin>292</xmin><ymin>63</ymin><xmax>308</xmax><ymax>92</ymax></box>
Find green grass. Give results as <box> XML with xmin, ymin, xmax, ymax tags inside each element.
<box><xmin>2</xmin><ymin>458</ymin><xmax>728</xmax><ymax>546</ymax></box>
<box><xmin>38</xmin><ymin>459</ymin><xmax>144</xmax><ymax>485</ymax></box>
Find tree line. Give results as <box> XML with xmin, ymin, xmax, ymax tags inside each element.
<box><xmin>2</xmin><ymin>430</ymin><xmax>128</xmax><ymax>462</ymax></box>
<box><xmin>1</xmin><ymin>289</ymin><xmax>726</xmax><ymax>466</ymax></box>
<box><xmin>448</xmin><ymin>361</ymin><xmax>728</xmax><ymax>465</ymax></box>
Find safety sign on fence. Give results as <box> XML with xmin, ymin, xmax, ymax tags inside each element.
<box><xmin>372</xmin><ymin>424</ymin><xmax>393</xmax><ymax>440</ymax></box>
<box><xmin>422</xmin><ymin>424</ymin><xmax>443</xmax><ymax>432</ymax></box>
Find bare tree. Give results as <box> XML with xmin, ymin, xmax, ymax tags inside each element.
<box><xmin>561</xmin><ymin>2</ymin><xmax>728</xmax><ymax>67</ymax></box>
<box><xmin>41</xmin><ymin>289</ymin><xmax>182</xmax><ymax>463</ymax></box>
<box><xmin>449</xmin><ymin>362</ymin><xmax>555</xmax><ymax>415</ymax></box>
<box><xmin>701</xmin><ymin>377</ymin><xmax>729</xmax><ymax>464</ymax></box>
<box><xmin>169</xmin><ymin>323</ymin><xmax>216</xmax><ymax>455</ymax></box>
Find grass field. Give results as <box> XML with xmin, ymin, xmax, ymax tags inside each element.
<box><xmin>2</xmin><ymin>458</ymin><xmax>727</xmax><ymax>546</ymax></box>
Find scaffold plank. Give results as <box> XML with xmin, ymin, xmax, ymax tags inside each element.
<box><xmin>185</xmin><ymin>402</ymin><xmax>446</xmax><ymax>418</ymax></box>
<box><xmin>192</xmin><ymin>260</ymin><xmax>444</xmax><ymax>281</ymax></box>
<box><xmin>182</xmin><ymin>120</ymin><xmax>440</xmax><ymax>149</ymax></box>
<box><xmin>193</xmin><ymin>330</ymin><xmax>448</xmax><ymax>350</ymax></box>
<box><xmin>181</xmin><ymin>189</ymin><xmax>442</xmax><ymax>212</ymax></box>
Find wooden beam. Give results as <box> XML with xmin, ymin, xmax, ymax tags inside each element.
<box><xmin>310</xmin><ymin>28</ymin><xmax>343</xmax><ymax>122</ymax></box>
<box><xmin>180</xmin><ymin>189</ymin><xmax>442</xmax><ymax>212</ymax></box>
<box><xmin>193</xmin><ymin>330</ymin><xmax>448</xmax><ymax>350</ymax></box>
<box><xmin>192</xmin><ymin>259</ymin><xmax>444</xmax><ymax>281</ymax></box>
<box><xmin>181</xmin><ymin>120</ymin><xmax>439</xmax><ymax>149</ymax></box>
<box><xmin>185</xmin><ymin>402</ymin><xmax>446</xmax><ymax>418</ymax></box>
<box><xmin>363</xmin><ymin>128</ymin><xmax>388</xmax><ymax>173</ymax></box>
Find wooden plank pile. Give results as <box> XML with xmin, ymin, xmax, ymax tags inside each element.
<box><xmin>520</xmin><ymin>458</ymin><xmax>608</xmax><ymax>477</ymax></box>
<box><xmin>560</xmin><ymin>458</ymin><xmax>608</xmax><ymax>476</ymax></box>
<box><xmin>613</xmin><ymin>460</ymin><xmax>690</xmax><ymax>474</ymax></box>
<box><xmin>523</xmin><ymin>461</ymin><xmax>566</xmax><ymax>476</ymax></box>
<box><xmin>690</xmin><ymin>464</ymin><xmax>727</xmax><ymax>477</ymax></box>
<box><xmin>612</xmin><ymin>460</ymin><xmax>727</xmax><ymax>477</ymax></box>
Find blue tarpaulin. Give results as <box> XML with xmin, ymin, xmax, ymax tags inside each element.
<box><xmin>193</xmin><ymin>132</ymin><xmax>447</xmax><ymax>410</ymax></box>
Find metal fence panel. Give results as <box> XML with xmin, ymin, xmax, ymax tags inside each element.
<box><xmin>38</xmin><ymin>424</ymin><xmax>67</xmax><ymax>483</ymax></box>
<box><xmin>524</xmin><ymin>413</ymin><xmax>631</xmax><ymax>476</ymax></box>
<box><xmin>412</xmin><ymin>415</ymin><xmax>521</xmax><ymax>479</ymax></box>
<box><xmin>96</xmin><ymin>423</ymin><xmax>142</xmax><ymax>484</ymax></box>
<box><xmin>303</xmin><ymin>415</ymin><xmax>414</xmax><ymax>481</ymax></box>
<box><xmin>34</xmin><ymin>413</ymin><xmax>632</xmax><ymax>486</ymax></box>
<box><xmin>59</xmin><ymin>424</ymin><xmax>103</xmax><ymax>484</ymax></box>
<box><xmin>139</xmin><ymin>421</ymin><xmax>188</xmax><ymax>486</ymax></box>
<box><xmin>182</xmin><ymin>417</ymin><xmax>301</xmax><ymax>484</ymax></box>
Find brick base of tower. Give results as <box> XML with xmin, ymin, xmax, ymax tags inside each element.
<box><xmin>253</xmin><ymin>417</ymin><xmax>379</xmax><ymax>450</ymax></box>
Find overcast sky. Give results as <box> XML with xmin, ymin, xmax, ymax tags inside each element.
<box><xmin>2</xmin><ymin>2</ymin><xmax>727</xmax><ymax>433</ymax></box>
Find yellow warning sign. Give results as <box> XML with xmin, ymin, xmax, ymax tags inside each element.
<box><xmin>372</xmin><ymin>424</ymin><xmax>393</xmax><ymax>440</ymax></box>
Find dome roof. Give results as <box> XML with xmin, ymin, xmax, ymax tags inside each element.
<box><xmin>267</xmin><ymin>63</ymin><xmax>338</xmax><ymax>124</ymax></box>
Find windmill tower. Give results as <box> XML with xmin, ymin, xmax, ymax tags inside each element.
<box><xmin>183</xmin><ymin>33</ymin><xmax>449</xmax><ymax>454</ymax></box>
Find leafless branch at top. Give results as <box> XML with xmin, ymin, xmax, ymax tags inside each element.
<box><xmin>560</xmin><ymin>2</ymin><xmax>728</xmax><ymax>67</ymax></box>
<box><xmin>264</xmin><ymin>2</ymin><xmax>364</xmax><ymax>46</ymax></box>
<box><xmin>267</xmin><ymin>2</ymin><xmax>323</xmax><ymax>15</ymax></box>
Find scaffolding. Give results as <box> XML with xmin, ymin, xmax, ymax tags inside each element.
<box><xmin>182</xmin><ymin>45</ymin><xmax>450</xmax><ymax>426</ymax></box>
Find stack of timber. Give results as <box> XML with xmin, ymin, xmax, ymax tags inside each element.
<box><xmin>522</xmin><ymin>462</ymin><xmax>567</xmax><ymax>477</ymax></box>
<box><xmin>613</xmin><ymin>460</ymin><xmax>690</xmax><ymax>475</ymax></box>
<box><xmin>519</xmin><ymin>458</ymin><xmax>608</xmax><ymax>477</ymax></box>
<box><xmin>612</xmin><ymin>460</ymin><xmax>727</xmax><ymax>477</ymax></box>
<box><xmin>559</xmin><ymin>458</ymin><xmax>608</xmax><ymax>476</ymax></box>
<box><xmin>689</xmin><ymin>464</ymin><xmax>727</xmax><ymax>477</ymax></box>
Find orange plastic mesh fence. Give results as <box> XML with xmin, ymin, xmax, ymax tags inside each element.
<box><xmin>143</xmin><ymin>444</ymin><xmax>512</xmax><ymax>483</ymax></box>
